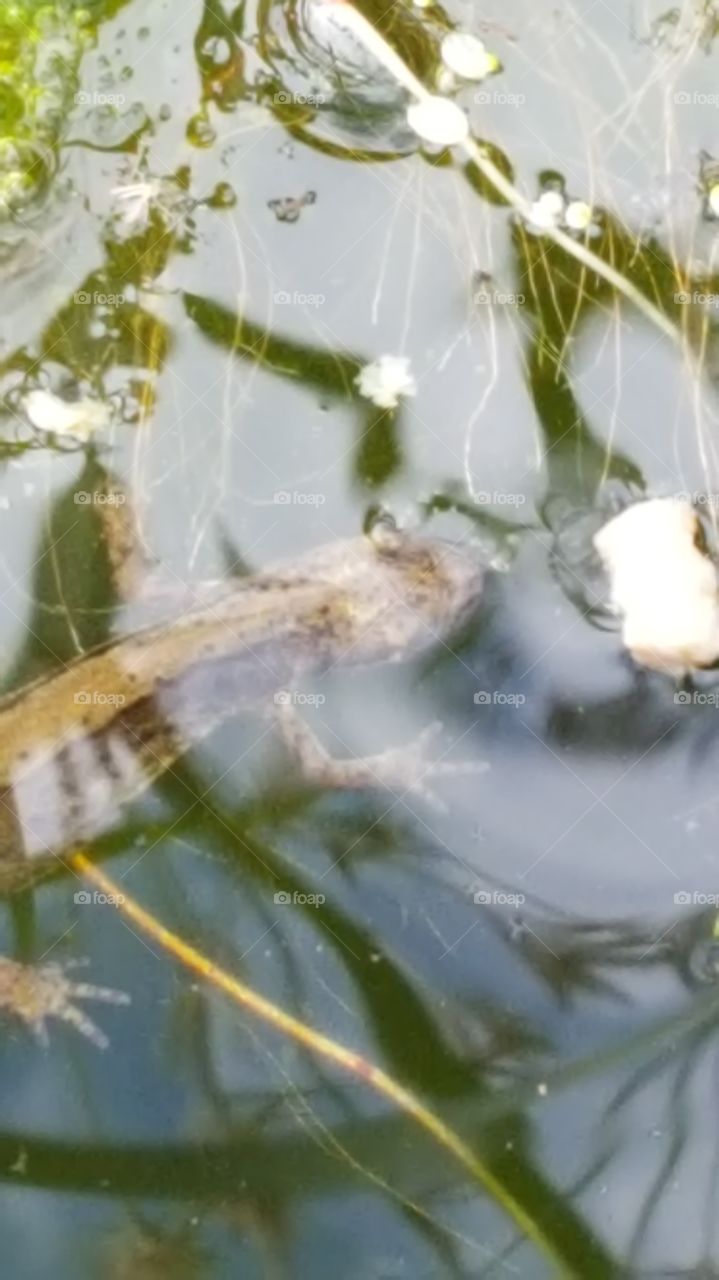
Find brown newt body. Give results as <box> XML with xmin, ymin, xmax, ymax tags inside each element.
<box><xmin>0</xmin><ymin>522</ymin><xmax>483</xmax><ymax>894</ymax></box>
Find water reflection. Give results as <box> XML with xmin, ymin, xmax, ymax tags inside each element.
<box><xmin>1</xmin><ymin>0</ymin><xmax>719</xmax><ymax>1275</ymax></box>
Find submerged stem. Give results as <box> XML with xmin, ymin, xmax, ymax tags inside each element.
<box><xmin>329</xmin><ymin>0</ymin><xmax>682</xmax><ymax>347</ymax></box>
<box><xmin>69</xmin><ymin>847</ymin><xmax>573</xmax><ymax>1275</ymax></box>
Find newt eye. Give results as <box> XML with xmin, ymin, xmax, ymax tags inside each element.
<box><xmin>367</xmin><ymin>512</ymin><xmax>402</xmax><ymax>555</ymax></box>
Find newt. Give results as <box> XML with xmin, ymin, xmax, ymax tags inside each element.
<box><xmin>0</xmin><ymin>518</ymin><xmax>484</xmax><ymax>899</ymax></box>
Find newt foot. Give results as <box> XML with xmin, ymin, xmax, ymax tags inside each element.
<box><xmin>0</xmin><ymin>957</ymin><xmax>130</xmax><ymax>1049</ymax></box>
<box><xmin>275</xmin><ymin>703</ymin><xmax>487</xmax><ymax>811</ymax></box>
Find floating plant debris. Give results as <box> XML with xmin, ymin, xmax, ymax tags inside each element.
<box><xmin>24</xmin><ymin>389</ymin><xmax>111</xmax><ymax>439</ymax></box>
<box><xmin>111</xmin><ymin>178</ymin><xmax>164</xmax><ymax>226</ymax></box>
<box><xmin>593</xmin><ymin>498</ymin><xmax>719</xmax><ymax>676</ymax></box>
<box><xmin>267</xmin><ymin>190</ymin><xmax>317</xmax><ymax>223</ymax></box>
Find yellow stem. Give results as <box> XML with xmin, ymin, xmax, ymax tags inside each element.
<box><xmin>69</xmin><ymin>848</ymin><xmax>570</xmax><ymax>1273</ymax></box>
<box><xmin>328</xmin><ymin>0</ymin><xmax>681</xmax><ymax>347</ymax></box>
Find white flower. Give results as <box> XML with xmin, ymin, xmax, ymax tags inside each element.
<box><xmin>708</xmin><ymin>184</ymin><xmax>719</xmax><ymax>217</ymax></box>
<box><xmin>24</xmin><ymin>390</ymin><xmax>111</xmax><ymax>439</ymax></box>
<box><xmin>441</xmin><ymin>33</ymin><xmax>499</xmax><ymax>81</ymax></box>
<box><xmin>526</xmin><ymin>189</ymin><xmax>565</xmax><ymax>232</ymax></box>
<box><xmin>355</xmin><ymin>356</ymin><xmax>417</xmax><ymax>410</ymax></box>
<box><xmin>406</xmin><ymin>95</ymin><xmax>469</xmax><ymax>146</ymax></box>
<box><xmin>564</xmin><ymin>199</ymin><xmax>593</xmax><ymax>231</ymax></box>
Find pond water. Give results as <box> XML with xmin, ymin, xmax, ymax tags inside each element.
<box><xmin>1</xmin><ymin>0</ymin><xmax>719</xmax><ymax>1275</ymax></box>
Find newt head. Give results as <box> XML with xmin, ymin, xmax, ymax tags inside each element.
<box><xmin>283</xmin><ymin>518</ymin><xmax>485</xmax><ymax>664</ymax></box>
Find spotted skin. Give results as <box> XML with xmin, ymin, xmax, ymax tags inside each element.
<box><xmin>0</xmin><ymin>526</ymin><xmax>483</xmax><ymax>894</ymax></box>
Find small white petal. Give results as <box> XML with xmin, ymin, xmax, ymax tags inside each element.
<box><xmin>526</xmin><ymin>205</ymin><xmax>552</xmax><ymax>232</ymax></box>
<box><xmin>565</xmin><ymin>199</ymin><xmax>593</xmax><ymax>230</ymax></box>
<box><xmin>525</xmin><ymin>190</ymin><xmax>566</xmax><ymax>232</ymax></box>
<box><xmin>407</xmin><ymin>95</ymin><xmax>469</xmax><ymax>146</ymax></box>
<box><xmin>526</xmin><ymin>202</ymin><xmax>554</xmax><ymax>230</ymax></box>
<box><xmin>24</xmin><ymin>390</ymin><xmax>110</xmax><ymax>438</ymax></box>
<box><xmin>538</xmin><ymin>190</ymin><xmax>565</xmax><ymax>216</ymax></box>
<box><xmin>355</xmin><ymin>356</ymin><xmax>417</xmax><ymax>410</ymax></box>
<box><xmin>441</xmin><ymin>33</ymin><xmax>498</xmax><ymax>81</ymax></box>
<box><xmin>709</xmin><ymin>184</ymin><xmax>719</xmax><ymax>216</ymax></box>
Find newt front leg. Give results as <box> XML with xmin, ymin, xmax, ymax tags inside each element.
<box><xmin>273</xmin><ymin>699</ymin><xmax>486</xmax><ymax>812</ymax></box>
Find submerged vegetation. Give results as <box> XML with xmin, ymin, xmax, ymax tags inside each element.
<box><xmin>1</xmin><ymin>0</ymin><xmax>719</xmax><ymax>1276</ymax></box>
